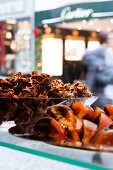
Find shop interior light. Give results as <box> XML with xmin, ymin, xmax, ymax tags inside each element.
<box><xmin>91</xmin><ymin>31</ymin><xmax>97</xmax><ymax>38</ymax></box>
<box><xmin>6</xmin><ymin>25</ymin><xmax>13</xmax><ymax>30</ymax></box>
<box><xmin>82</xmin><ymin>20</ymin><xmax>87</xmax><ymax>24</ymax></box>
<box><xmin>55</xmin><ymin>28</ymin><xmax>61</xmax><ymax>34</ymax></box>
<box><xmin>45</xmin><ymin>27</ymin><xmax>52</xmax><ymax>34</ymax></box>
<box><xmin>6</xmin><ymin>31</ymin><xmax>12</xmax><ymax>39</ymax></box>
<box><xmin>42</xmin><ymin>37</ymin><xmax>63</xmax><ymax>76</ymax></box>
<box><xmin>43</xmin><ymin>24</ymin><xmax>48</xmax><ymax>28</ymax></box>
<box><xmin>77</xmin><ymin>26</ymin><xmax>82</xmax><ymax>30</ymax></box>
<box><xmin>37</xmin><ymin>63</ymin><xmax>42</xmax><ymax>67</ymax></box>
<box><xmin>6</xmin><ymin>19</ymin><xmax>16</xmax><ymax>24</ymax></box>
<box><xmin>65</xmin><ymin>55</ymin><xmax>81</xmax><ymax>61</ymax></box>
<box><xmin>57</xmin><ymin>18</ymin><xmax>113</xmax><ymax>32</ymax></box>
<box><xmin>110</xmin><ymin>18</ymin><xmax>113</xmax><ymax>24</ymax></box>
<box><xmin>87</xmin><ymin>41</ymin><xmax>100</xmax><ymax>51</ymax></box>
<box><xmin>96</xmin><ymin>27</ymin><xmax>101</xmax><ymax>32</ymax></box>
<box><xmin>10</xmin><ymin>40</ymin><xmax>17</xmax><ymax>51</ymax></box>
<box><xmin>23</xmin><ymin>35</ymin><xmax>30</xmax><ymax>41</ymax></box>
<box><xmin>72</xmin><ymin>30</ymin><xmax>78</xmax><ymax>36</ymax></box>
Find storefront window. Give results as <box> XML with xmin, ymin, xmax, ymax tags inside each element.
<box><xmin>87</xmin><ymin>40</ymin><xmax>100</xmax><ymax>51</ymax></box>
<box><xmin>42</xmin><ymin>36</ymin><xmax>63</xmax><ymax>76</ymax></box>
<box><xmin>0</xmin><ymin>17</ymin><xmax>33</xmax><ymax>76</ymax></box>
<box><xmin>65</xmin><ymin>38</ymin><xmax>85</xmax><ymax>61</ymax></box>
<box><xmin>35</xmin><ymin>30</ymin><xmax>42</xmax><ymax>73</ymax></box>
<box><xmin>0</xmin><ymin>20</ymin><xmax>15</xmax><ymax>76</ymax></box>
<box><xmin>14</xmin><ymin>18</ymin><xmax>32</xmax><ymax>73</ymax></box>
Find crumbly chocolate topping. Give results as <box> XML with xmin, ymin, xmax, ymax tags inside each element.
<box><xmin>0</xmin><ymin>71</ymin><xmax>92</xmax><ymax>98</ymax></box>
<box><xmin>0</xmin><ymin>71</ymin><xmax>92</xmax><ymax>125</ymax></box>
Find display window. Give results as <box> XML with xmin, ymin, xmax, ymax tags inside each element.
<box><xmin>34</xmin><ymin>26</ymin><xmax>102</xmax><ymax>82</ymax></box>
<box><xmin>0</xmin><ymin>22</ymin><xmax>5</xmax><ymax>75</ymax></box>
<box><xmin>42</xmin><ymin>34</ymin><xmax>63</xmax><ymax>76</ymax></box>
<box><xmin>0</xmin><ymin>20</ymin><xmax>15</xmax><ymax>76</ymax></box>
<box><xmin>87</xmin><ymin>38</ymin><xmax>100</xmax><ymax>51</ymax></box>
<box><xmin>0</xmin><ymin>18</ymin><xmax>32</xmax><ymax>76</ymax></box>
<box><xmin>65</xmin><ymin>36</ymin><xmax>85</xmax><ymax>61</ymax></box>
<box><xmin>14</xmin><ymin>18</ymin><xmax>32</xmax><ymax>73</ymax></box>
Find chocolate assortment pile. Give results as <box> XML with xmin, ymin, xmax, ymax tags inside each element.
<box><xmin>1</xmin><ymin>70</ymin><xmax>113</xmax><ymax>148</ymax></box>
<box><xmin>0</xmin><ymin>71</ymin><xmax>92</xmax><ymax>98</ymax></box>
<box><xmin>0</xmin><ymin>70</ymin><xmax>92</xmax><ymax>125</ymax></box>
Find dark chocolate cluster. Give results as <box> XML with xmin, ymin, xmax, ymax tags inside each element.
<box><xmin>0</xmin><ymin>71</ymin><xmax>92</xmax><ymax>98</ymax></box>
<box><xmin>0</xmin><ymin>71</ymin><xmax>92</xmax><ymax>125</ymax></box>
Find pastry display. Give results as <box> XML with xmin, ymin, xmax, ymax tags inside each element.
<box><xmin>0</xmin><ymin>70</ymin><xmax>92</xmax><ymax>125</ymax></box>
<box><xmin>1</xmin><ymin>70</ymin><xmax>113</xmax><ymax>149</ymax></box>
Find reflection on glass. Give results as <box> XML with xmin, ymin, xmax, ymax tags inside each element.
<box><xmin>42</xmin><ymin>38</ymin><xmax>63</xmax><ymax>76</ymax></box>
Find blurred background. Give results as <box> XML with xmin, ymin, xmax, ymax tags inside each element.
<box><xmin>0</xmin><ymin>0</ymin><xmax>113</xmax><ymax>86</ymax></box>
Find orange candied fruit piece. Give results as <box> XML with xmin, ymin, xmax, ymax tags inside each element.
<box><xmin>105</xmin><ymin>104</ymin><xmax>113</xmax><ymax>119</ymax></box>
<box><xmin>98</xmin><ymin>113</ymin><xmax>113</xmax><ymax>131</ymax></box>
<box><xmin>71</xmin><ymin>102</ymin><xmax>84</xmax><ymax>115</ymax></box>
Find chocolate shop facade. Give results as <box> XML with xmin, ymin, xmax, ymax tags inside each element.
<box><xmin>34</xmin><ymin>0</ymin><xmax>113</xmax><ymax>83</ymax></box>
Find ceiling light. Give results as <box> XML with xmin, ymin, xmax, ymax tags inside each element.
<box><xmin>77</xmin><ymin>26</ymin><xmax>82</xmax><ymax>30</ymax></box>
<box><xmin>6</xmin><ymin>32</ymin><xmax>12</xmax><ymax>39</ymax></box>
<box><xmin>72</xmin><ymin>30</ymin><xmax>78</xmax><ymax>36</ymax></box>
<box><xmin>96</xmin><ymin>27</ymin><xmax>101</xmax><ymax>32</ymax></box>
<box><xmin>82</xmin><ymin>20</ymin><xmax>87</xmax><ymax>24</ymax></box>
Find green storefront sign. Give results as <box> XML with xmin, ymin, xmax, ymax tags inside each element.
<box><xmin>35</xmin><ymin>0</ymin><xmax>113</xmax><ymax>26</ymax></box>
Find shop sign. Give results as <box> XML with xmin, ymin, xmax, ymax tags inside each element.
<box><xmin>42</xmin><ymin>7</ymin><xmax>93</xmax><ymax>24</ymax></box>
<box><xmin>35</xmin><ymin>0</ymin><xmax>113</xmax><ymax>26</ymax></box>
<box><xmin>61</xmin><ymin>7</ymin><xmax>93</xmax><ymax>20</ymax></box>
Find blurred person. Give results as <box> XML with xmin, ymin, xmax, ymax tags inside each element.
<box><xmin>82</xmin><ymin>31</ymin><xmax>113</xmax><ymax>106</ymax></box>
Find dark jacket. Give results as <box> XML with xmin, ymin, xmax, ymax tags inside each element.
<box><xmin>83</xmin><ymin>45</ymin><xmax>107</xmax><ymax>92</ymax></box>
